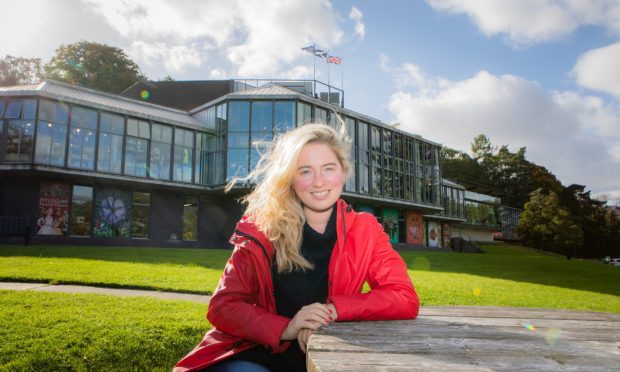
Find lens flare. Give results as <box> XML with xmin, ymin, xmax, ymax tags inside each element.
<box><xmin>522</xmin><ymin>322</ymin><xmax>536</xmax><ymax>331</ymax></box>
<box><xmin>140</xmin><ymin>90</ymin><xmax>150</xmax><ymax>100</ymax></box>
<box><xmin>473</xmin><ymin>288</ymin><xmax>481</xmax><ymax>297</ymax></box>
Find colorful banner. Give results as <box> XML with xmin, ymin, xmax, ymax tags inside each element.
<box><xmin>442</xmin><ymin>223</ymin><xmax>451</xmax><ymax>248</ymax></box>
<box><xmin>382</xmin><ymin>207</ymin><xmax>399</xmax><ymax>243</ymax></box>
<box><xmin>428</xmin><ymin>221</ymin><xmax>440</xmax><ymax>248</ymax></box>
<box><xmin>37</xmin><ymin>182</ymin><xmax>71</xmax><ymax>235</ymax></box>
<box><xmin>94</xmin><ymin>188</ymin><xmax>131</xmax><ymax>238</ymax></box>
<box><xmin>406</xmin><ymin>210</ymin><xmax>423</xmax><ymax>245</ymax></box>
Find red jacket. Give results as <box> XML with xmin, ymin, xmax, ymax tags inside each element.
<box><xmin>174</xmin><ymin>200</ymin><xmax>419</xmax><ymax>371</ymax></box>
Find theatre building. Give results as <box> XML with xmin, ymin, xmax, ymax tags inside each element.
<box><xmin>0</xmin><ymin>79</ymin><xmax>467</xmax><ymax>248</ymax></box>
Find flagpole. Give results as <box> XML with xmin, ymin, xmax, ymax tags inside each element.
<box><xmin>313</xmin><ymin>43</ymin><xmax>316</xmax><ymax>97</ymax></box>
<box><xmin>341</xmin><ymin>58</ymin><xmax>344</xmax><ymax>107</ymax></box>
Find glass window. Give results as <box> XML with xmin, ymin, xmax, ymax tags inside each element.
<box><xmin>344</xmin><ymin>117</ymin><xmax>356</xmax><ymax>192</ymax></box>
<box><xmin>70</xmin><ymin>185</ymin><xmax>93</xmax><ymax>237</ymax></box>
<box><xmin>124</xmin><ymin>119</ymin><xmax>149</xmax><ymax>177</ymax></box>
<box><xmin>228</xmin><ymin>101</ymin><xmax>250</xmax><ymax>131</ymax></box>
<box><xmin>183</xmin><ymin>196</ymin><xmax>198</xmax><ymax>241</ymax></box>
<box><xmin>227</xmin><ymin>148</ymin><xmax>249</xmax><ymax>179</ymax></box>
<box><xmin>132</xmin><ymin>192</ymin><xmax>150</xmax><ymax>238</ymax></box>
<box><xmin>314</xmin><ymin>107</ymin><xmax>327</xmax><ymax>124</ymax></box>
<box><xmin>251</xmin><ymin>101</ymin><xmax>272</xmax><ymax>132</ymax></box>
<box><xmin>5</xmin><ymin>100</ymin><xmax>36</xmax><ymax>120</ymax></box>
<box><xmin>150</xmin><ymin>123</ymin><xmax>172</xmax><ymax>180</ymax></box>
<box><xmin>297</xmin><ymin>102</ymin><xmax>312</xmax><ymax>125</ymax></box>
<box><xmin>124</xmin><ymin>137</ymin><xmax>148</xmax><ymax>177</ymax></box>
<box><xmin>274</xmin><ymin>101</ymin><xmax>295</xmax><ymax>132</ymax></box>
<box><xmin>97</xmin><ymin>113</ymin><xmax>125</xmax><ymax>174</ymax></box>
<box><xmin>35</xmin><ymin>121</ymin><xmax>67</xmax><ymax>166</ymax></box>
<box><xmin>68</xmin><ymin>107</ymin><xmax>97</xmax><ymax>170</ymax></box>
<box><xmin>358</xmin><ymin>121</ymin><xmax>370</xmax><ymax>194</ymax></box>
<box><xmin>4</xmin><ymin>99</ymin><xmax>36</xmax><ymax>163</ymax></box>
<box><xmin>174</xmin><ymin>128</ymin><xmax>194</xmax><ymax>183</ymax></box>
<box><xmin>35</xmin><ymin>101</ymin><xmax>69</xmax><ymax>166</ymax></box>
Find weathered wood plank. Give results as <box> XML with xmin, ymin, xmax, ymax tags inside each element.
<box><xmin>308</xmin><ymin>307</ymin><xmax>620</xmax><ymax>372</ymax></box>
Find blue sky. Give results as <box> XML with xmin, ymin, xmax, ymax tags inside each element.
<box><xmin>2</xmin><ymin>0</ymin><xmax>619</xmax><ymax>202</ymax></box>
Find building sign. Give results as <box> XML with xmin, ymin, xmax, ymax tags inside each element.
<box><xmin>442</xmin><ymin>223</ymin><xmax>451</xmax><ymax>248</ymax></box>
<box><xmin>428</xmin><ymin>221</ymin><xmax>440</xmax><ymax>248</ymax></box>
<box><xmin>406</xmin><ymin>210</ymin><xmax>423</xmax><ymax>245</ymax></box>
<box><xmin>37</xmin><ymin>182</ymin><xmax>71</xmax><ymax>235</ymax></box>
<box><xmin>382</xmin><ymin>207</ymin><xmax>399</xmax><ymax>243</ymax></box>
<box><xmin>94</xmin><ymin>188</ymin><xmax>131</xmax><ymax>238</ymax></box>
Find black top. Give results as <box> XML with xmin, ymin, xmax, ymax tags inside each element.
<box><xmin>218</xmin><ymin>205</ymin><xmax>338</xmax><ymax>372</ymax></box>
<box><xmin>272</xmin><ymin>205</ymin><xmax>338</xmax><ymax>318</ymax></box>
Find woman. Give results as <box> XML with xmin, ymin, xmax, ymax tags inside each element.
<box><xmin>175</xmin><ymin>124</ymin><xmax>419</xmax><ymax>371</ymax></box>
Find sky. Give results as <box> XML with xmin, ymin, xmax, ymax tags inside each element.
<box><xmin>2</xmin><ymin>0</ymin><xmax>619</xmax><ymax>202</ymax></box>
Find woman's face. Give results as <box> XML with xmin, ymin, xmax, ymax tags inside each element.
<box><xmin>293</xmin><ymin>142</ymin><xmax>345</xmax><ymax>216</ymax></box>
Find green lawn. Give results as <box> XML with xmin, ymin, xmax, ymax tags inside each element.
<box><xmin>0</xmin><ymin>290</ymin><xmax>206</xmax><ymax>371</ymax></box>
<box><xmin>1</xmin><ymin>243</ymin><xmax>620</xmax><ymax>370</ymax></box>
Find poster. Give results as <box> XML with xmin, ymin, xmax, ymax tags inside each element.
<box><xmin>37</xmin><ymin>182</ymin><xmax>71</xmax><ymax>235</ymax></box>
<box><xmin>406</xmin><ymin>210</ymin><xmax>423</xmax><ymax>245</ymax></box>
<box><xmin>94</xmin><ymin>188</ymin><xmax>131</xmax><ymax>237</ymax></box>
<box><xmin>382</xmin><ymin>207</ymin><xmax>399</xmax><ymax>243</ymax></box>
<box><xmin>442</xmin><ymin>223</ymin><xmax>451</xmax><ymax>248</ymax></box>
<box><xmin>428</xmin><ymin>221</ymin><xmax>439</xmax><ymax>248</ymax></box>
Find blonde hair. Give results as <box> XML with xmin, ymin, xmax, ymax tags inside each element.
<box><xmin>227</xmin><ymin>123</ymin><xmax>351</xmax><ymax>273</ymax></box>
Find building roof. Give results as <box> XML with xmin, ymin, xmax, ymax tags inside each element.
<box><xmin>227</xmin><ymin>83</ymin><xmax>302</xmax><ymax>97</ymax></box>
<box><xmin>442</xmin><ymin>179</ymin><xmax>466</xmax><ymax>189</ymax></box>
<box><xmin>449</xmin><ymin>178</ymin><xmax>504</xmax><ymax>197</ymax></box>
<box><xmin>120</xmin><ymin>80</ymin><xmax>232</xmax><ymax>111</ymax></box>
<box><xmin>0</xmin><ymin>80</ymin><xmax>205</xmax><ymax>129</ymax></box>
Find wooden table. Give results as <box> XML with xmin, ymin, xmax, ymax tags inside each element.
<box><xmin>307</xmin><ymin>306</ymin><xmax>620</xmax><ymax>371</ymax></box>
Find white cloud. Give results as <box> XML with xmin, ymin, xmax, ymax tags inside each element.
<box><xmin>572</xmin><ymin>42</ymin><xmax>620</xmax><ymax>100</ymax></box>
<box><xmin>84</xmin><ymin>0</ymin><xmax>343</xmax><ymax>77</ymax></box>
<box><xmin>349</xmin><ymin>6</ymin><xmax>366</xmax><ymax>40</ymax></box>
<box><xmin>426</xmin><ymin>0</ymin><xmax>620</xmax><ymax>46</ymax></box>
<box><xmin>387</xmin><ymin>63</ymin><xmax>620</xmax><ymax>195</ymax></box>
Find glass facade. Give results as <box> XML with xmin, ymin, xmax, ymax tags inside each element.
<box><xmin>183</xmin><ymin>196</ymin><xmax>199</xmax><ymax>241</ymax></box>
<box><xmin>1</xmin><ymin>90</ymin><xmax>450</xmax><ymax>246</ymax></box>
<box><xmin>68</xmin><ymin>106</ymin><xmax>97</xmax><ymax>170</ymax></box>
<box><xmin>4</xmin><ymin>99</ymin><xmax>36</xmax><ymax>162</ymax></box>
<box><xmin>464</xmin><ymin>190</ymin><xmax>501</xmax><ymax>227</ymax></box>
<box><xmin>35</xmin><ymin>100</ymin><xmax>68</xmax><ymax>166</ymax></box>
<box><xmin>149</xmin><ymin>123</ymin><xmax>172</xmax><ymax>180</ymax></box>
<box><xmin>132</xmin><ymin>192</ymin><xmax>150</xmax><ymax>238</ymax></box>
<box><xmin>98</xmin><ymin>112</ymin><xmax>125</xmax><ymax>174</ymax></box>
<box><xmin>70</xmin><ymin>185</ymin><xmax>93</xmax><ymax>237</ymax></box>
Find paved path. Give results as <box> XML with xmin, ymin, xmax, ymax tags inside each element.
<box><xmin>0</xmin><ymin>282</ymin><xmax>210</xmax><ymax>303</ymax></box>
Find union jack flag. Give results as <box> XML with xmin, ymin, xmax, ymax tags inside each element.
<box><xmin>327</xmin><ymin>56</ymin><xmax>342</xmax><ymax>64</ymax></box>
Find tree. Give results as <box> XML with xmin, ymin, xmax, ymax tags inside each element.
<box><xmin>0</xmin><ymin>55</ymin><xmax>44</xmax><ymax>86</ymax></box>
<box><xmin>517</xmin><ymin>189</ymin><xmax>583</xmax><ymax>257</ymax></box>
<box><xmin>44</xmin><ymin>41</ymin><xmax>145</xmax><ymax>93</ymax></box>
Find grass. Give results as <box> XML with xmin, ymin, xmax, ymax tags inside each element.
<box><xmin>1</xmin><ymin>242</ymin><xmax>620</xmax><ymax>370</ymax></box>
<box><xmin>0</xmin><ymin>290</ymin><xmax>207</xmax><ymax>371</ymax></box>
<box><xmin>0</xmin><ymin>245</ymin><xmax>231</xmax><ymax>294</ymax></box>
<box><xmin>400</xmin><ymin>244</ymin><xmax>620</xmax><ymax>313</ymax></box>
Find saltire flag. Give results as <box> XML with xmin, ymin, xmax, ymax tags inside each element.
<box><xmin>302</xmin><ymin>45</ymin><xmax>327</xmax><ymax>59</ymax></box>
<box><xmin>327</xmin><ymin>56</ymin><xmax>342</xmax><ymax>64</ymax></box>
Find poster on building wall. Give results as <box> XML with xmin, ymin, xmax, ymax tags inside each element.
<box><xmin>94</xmin><ymin>188</ymin><xmax>131</xmax><ymax>238</ymax></box>
<box><xmin>428</xmin><ymin>221</ymin><xmax>439</xmax><ymax>248</ymax></box>
<box><xmin>382</xmin><ymin>207</ymin><xmax>399</xmax><ymax>243</ymax></box>
<box><xmin>442</xmin><ymin>223</ymin><xmax>451</xmax><ymax>249</ymax></box>
<box><xmin>37</xmin><ymin>182</ymin><xmax>71</xmax><ymax>235</ymax></box>
<box><xmin>406</xmin><ymin>210</ymin><xmax>423</xmax><ymax>245</ymax></box>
